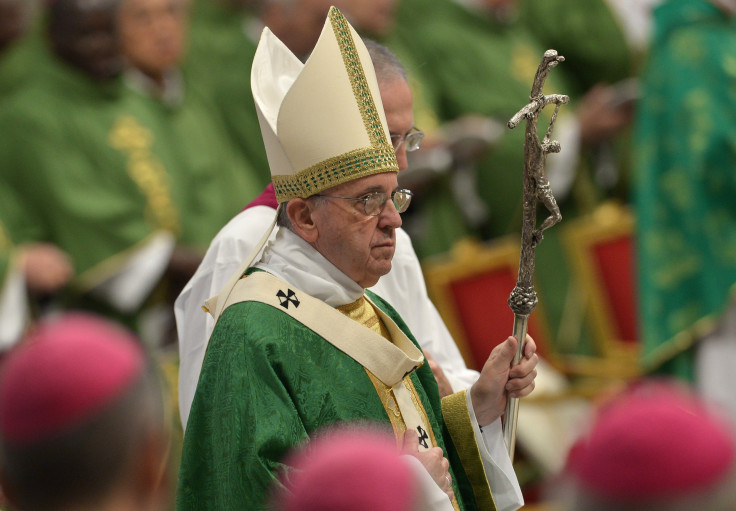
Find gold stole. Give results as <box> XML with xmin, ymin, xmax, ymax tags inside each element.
<box><xmin>337</xmin><ymin>297</ymin><xmax>438</xmax><ymax>451</ymax></box>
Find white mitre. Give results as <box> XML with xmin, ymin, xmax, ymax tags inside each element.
<box><xmin>252</xmin><ymin>5</ymin><xmax>399</xmax><ymax>203</ymax></box>
<box><xmin>206</xmin><ymin>6</ymin><xmax>399</xmax><ymax>321</ymax></box>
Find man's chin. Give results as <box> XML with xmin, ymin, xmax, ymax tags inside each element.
<box><xmin>362</xmin><ymin>261</ymin><xmax>392</xmax><ymax>289</ymax></box>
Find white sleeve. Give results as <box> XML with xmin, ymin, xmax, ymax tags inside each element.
<box><xmin>464</xmin><ymin>391</ymin><xmax>524</xmax><ymax>511</ymax></box>
<box><xmin>89</xmin><ymin>231</ymin><xmax>175</xmax><ymax>313</ymax></box>
<box><xmin>174</xmin><ymin>207</ymin><xmax>277</xmax><ymax>429</ymax></box>
<box><xmin>371</xmin><ymin>229</ymin><xmax>479</xmax><ymax>392</ymax></box>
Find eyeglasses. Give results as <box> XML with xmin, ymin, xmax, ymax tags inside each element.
<box><xmin>315</xmin><ymin>189</ymin><xmax>413</xmax><ymax>216</ymax></box>
<box><xmin>390</xmin><ymin>127</ymin><xmax>424</xmax><ymax>153</ymax></box>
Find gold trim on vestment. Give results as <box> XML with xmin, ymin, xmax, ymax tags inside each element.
<box><xmin>442</xmin><ymin>390</ymin><xmax>497</xmax><ymax>511</ymax></box>
<box><xmin>405</xmin><ymin>377</ymin><xmax>438</xmax><ymax>448</ymax></box>
<box><xmin>337</xmin><ymin>296</ymin><xmax>441</xmax><ymax>456</ymax></box>
<box><xmin>108</xmin><ymin>115</ymin><xmax>180</xmax><ymax>234</ymax></box>
<box><xmin>271</xmin><ymin>136</ymin><xmax>398</xmax><ymax>203</ymax></box>
<box><xmin>336</xmin><ymin>296</ymin><xmax>385</xmax><ymax>334</ymax></box>
<box><xmin>330</xmin><ymin>8</ymin><xmax>390</xmax><ymax>148</ymax></box>
<box><xmin>365</xmin><ymin>369</ymin><xmax>406</xmax><ymax>443</ymax></box>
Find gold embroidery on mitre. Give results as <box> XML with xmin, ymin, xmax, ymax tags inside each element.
<box><xmin>330</xmin><ymin>8</ymin><xmax>390</xmax><ymax>148</ymax></box>
<box><xmin>109</xmin><ymin>116</ymin><xmax>180</xmax><ymax>234</ymax></box>
<box><xmin>272</xmin><ymin>8</ymin><xmax>398</xmax><ymax>203</ymax></box>
<box><xmin>273</xmin><ymin>145</ymin><xmax>397</xmax><ymax>203</ymax></box>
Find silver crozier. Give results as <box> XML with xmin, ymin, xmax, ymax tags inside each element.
<box><xmin>503</xmin><ymin>49</ymin><xmax>568</xmax><ymax>461</ymax></box>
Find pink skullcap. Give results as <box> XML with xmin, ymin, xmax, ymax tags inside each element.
<box><xmin>279</xmin><ymin>428</ymin><xmax>416</xmax><ymax>511</ymax></box>
<box><xmin>566</xmin><ymin>380</ymin><xmax>736</xmax><ymax>499</ymax></box>
<box><xmin>0</xmin><ymin>312</ymin><xmax>144</xmax><ymax>445</ymax></box>
<box><xmin>242</xmin><ymin>183</ymin><xmax>278</xmax><ymax>212</ymax></box>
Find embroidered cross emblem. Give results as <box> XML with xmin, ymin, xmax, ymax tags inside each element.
<box><xmin>416</xmin><ymin>425</ymin><xmax>429</xmax><ymax>449</ymax></box>
<box><xmin>276</xmin><ymin>289</ymin><xmax>300</xmax><ymax>309</ymax></box>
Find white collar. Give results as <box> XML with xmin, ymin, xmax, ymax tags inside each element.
<box><xmin>123</xmin><ymin>67</ymin><xmax>184</xmax><ymax>107</ymax></box>
<box><xmin>255</xmin><ymin>228</ymin><xmax>365</xmax><ymax>307</ymax></box>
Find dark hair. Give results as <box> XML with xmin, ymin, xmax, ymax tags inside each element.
<box><xmin>0</xmin><ymin>365</ymin><xmax>165</xmax><ymax>511</ymax></box>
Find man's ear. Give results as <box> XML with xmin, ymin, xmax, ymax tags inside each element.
<box><xmin>287</xmin><ymin>198</ymin><xmax>319</xmax><ymax>243</ymax></box>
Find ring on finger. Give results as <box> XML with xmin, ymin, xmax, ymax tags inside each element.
<box><xmin>444</xmin><ymin>474</ymin><xmax>451</xmax><ymax>489</ymax></box>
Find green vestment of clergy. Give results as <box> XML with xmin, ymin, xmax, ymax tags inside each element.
<box><xmin>0</xmin><ymin>30</ymin><xmax>45</xmax><ymax>99</ymax></box>
<box><xmin>177</xmin><ymin>271</ymin><xmax>496</xmax><ymax>511</ymax></box>
<box><xmin>127</xmin><ymin>80</ymin><xmax>265</xmax><ymax>249</ymax></box>
<box><xmin>634</xmin><ymin>0</ymin><xmax>736</xmax><ymax>378</ymax></box>
<box><xmin>184</xmin><ymin>0</ymin><xmax>271</xmax><ymax>186</ymax></box>
<box><xmin>0</xmin><ymin>54</ymin><xmax>188</xmax><ymax>321</ymax></box>
<box><xmin>517</xmin><ymin>0</ymin><xmax>634</xmax><ymax>98</ymax></box>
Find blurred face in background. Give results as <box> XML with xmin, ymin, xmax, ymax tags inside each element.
<box><xmin>49</xmin><ymin>0</ymin><xmax>124</xmax><ymax>80</ymax></box>
<box><xmin>336</xmin><ymin>0</ymin><xmax>397</xmax><ymax>37</ymax></box>
<box><xmin>478</xmin><ymin>0</ymin><xmax>518</xmax><ymax>19</ymax></box>
<box><xmin>118</xmin><ymin>0</ymin><xmax>188</xmax><ymax>81</ymax></box>
<box><xmin>261</xmin><ymin>0</ymin><xmax>332</xmax><ymax>60</ymax></box>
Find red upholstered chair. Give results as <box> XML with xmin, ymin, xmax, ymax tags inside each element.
<box><xmin>422</xmin><ymin>237</ymin><xmax>592</xmax><ymax>482</ymax></box>
<box><xmin>561</xmin><ymin>201</ymin><xmax>641</xmax><ymax>374</ymax></box>
<box><xmin>422</xmin><ymin>237</ymin><xmax>554</xmax><ymax>372</ymax></box>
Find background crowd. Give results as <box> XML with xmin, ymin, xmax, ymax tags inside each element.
<box><xmin>1</xmin><ymin>0</ymin><xmax>735</xmax><ymax>509</ymax></box>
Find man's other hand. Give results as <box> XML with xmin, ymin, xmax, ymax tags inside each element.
<box><xmin>401</xmin><ymin>429</ymin><xmax>454</xmax><ymax>501</ymax></box>
<box><xmin>469</xmin><ymin>335</ymin><xmax>538</xmax><ymax>427</ymax></box>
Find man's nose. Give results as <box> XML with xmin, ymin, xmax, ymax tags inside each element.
<box><xmin>378</xmin><ymin>197</ymin><xmax>402</xmax><ymax>229</ymax></box>
<box><xmin>395</xmin><ymin>145</ymin><xmax>408</xmax><ymax>172</ymax></box>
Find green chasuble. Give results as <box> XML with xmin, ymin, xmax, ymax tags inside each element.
<box><xmin>127</xmin><ymin>80</ymin><xmax>264</xmax><ymax>248</ymax></box>
<box><xmin>391</xmin><ymin>0</ymin><xmax>571</xmax><ymax>245</ymax></box>
<box><xmin>0</xmin><ymin>55</ymin><xmax>186</xmax><ymax>306</ymax></box>
<box><xmin>0</xmin><ymin>30</ymin><xmax>46</xmax><ymax>100</ymax></box>
<box><xmin>634</xmin><ymin>0</ymin><xmax>736</xmax><ymax>378</ymax></box>
<box><xmin>177</xmin><ymin>273</ymin><xmax>494</xmax><ymax>511</ymax></box>
<box><xmin>184</xmin><ymin>0</ymin><xmax>271</xmax><ymax>187</ymax></box>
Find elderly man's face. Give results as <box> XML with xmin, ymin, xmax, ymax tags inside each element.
<box><xmin>308</xmin><ymin>74</ymin><xmax>412</xmax><ymax>287</ymax></box>
<box><xmin>310</xmin><ymin>172</ymin><xmax>402</xmax><ymax>288</ymax></box>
